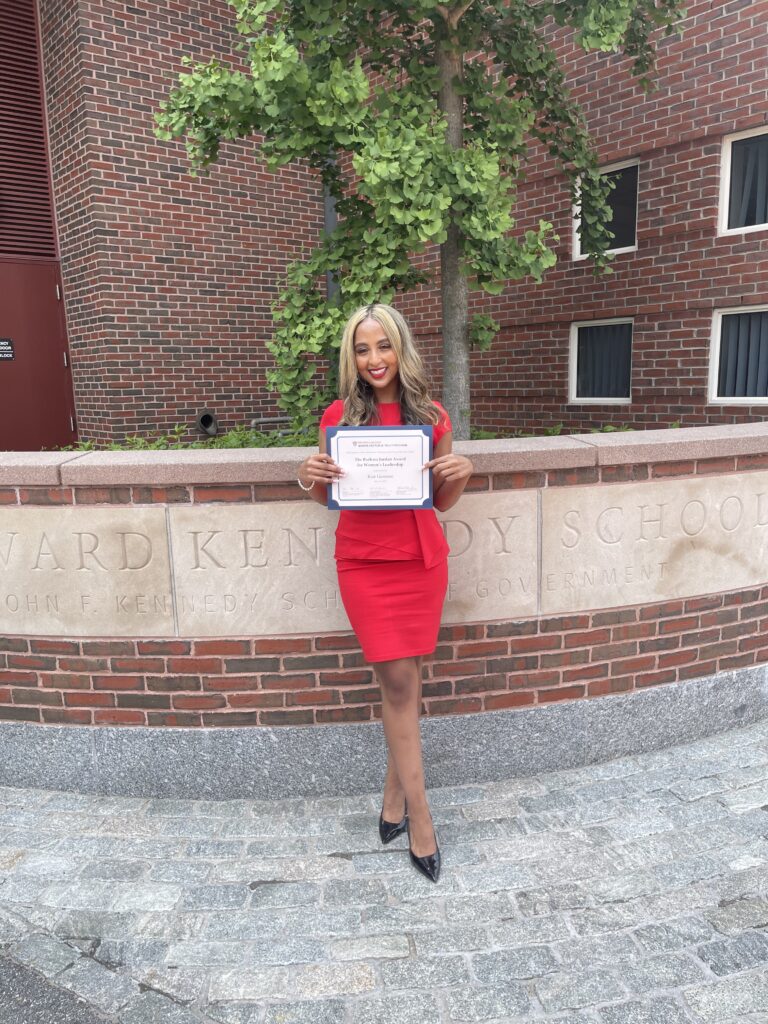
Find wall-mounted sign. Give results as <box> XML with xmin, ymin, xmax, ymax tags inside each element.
<box><xmin>0</xmin><ymin>339</ymin><xmax>14</xmax><ymax>360</ymax></box>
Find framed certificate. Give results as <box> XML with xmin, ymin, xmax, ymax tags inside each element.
<box><xmin>326</xmin><ymin>425</ymin><xmax>433</xmax><ymax>510</ymax></box>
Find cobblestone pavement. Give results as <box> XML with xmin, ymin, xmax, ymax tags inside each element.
<box><xmin>2</xmin><ymin>721</ymin><xmax>768</xmax><ymax>1023</ymax></box>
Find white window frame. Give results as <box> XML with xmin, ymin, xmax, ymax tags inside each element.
<box><xmin>718</xmin><ymin>126</ymin><xmax>768</xmax><ymax>237</ymax></box>
<box><xmin>568</xmin><ymin>317</ymin><xmax>634</xmax><ymax>405</ymax></box>
<box><xmin>708</xmin><ymin>304</ymin><xmax>768</xmax><ymax>405</ymax></box>
<box><xmin>572</xmin><ymin>158</ymin><xmax>640</xmax><ymax>261</ymax></box>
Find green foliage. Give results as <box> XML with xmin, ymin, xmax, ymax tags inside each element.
<box><xmin>62</xmin><ymin>424</ymin><xmax>317</xmax><ymax>451</ymax></box>
<box><xmin>469</xmin><ymin>313</ymin><xmax>499</xmax><ymax>351</ymax></box>
<box><xmin>155</xmin><ymin>0</ymin><xmax>685</xmax><ymax>430</ymax></box>
<box><xmin>587</xmin><ymin>422</ymin><xmax>634</xmax><ymax>432</ymax></box>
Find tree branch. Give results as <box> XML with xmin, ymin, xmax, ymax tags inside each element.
<box><xmin>434</xmin><ymin>1</ymin><xmax>476</xmax><ymax>31</ymax></box>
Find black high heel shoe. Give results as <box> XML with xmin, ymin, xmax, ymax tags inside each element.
<box><xmin>378</xmin><ymin>806</ymin><xmax>408</xmax><ymax>844</ymax></box>
<box><xmin>407</xmin><ymin>819</ymin><xmax>441</xmax><ymax>883</ymax></box>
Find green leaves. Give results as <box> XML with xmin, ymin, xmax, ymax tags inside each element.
<box><xmin>155</xmin><ymin>0</ymin><xmax>685</xmax><ymax>428</ymax></box>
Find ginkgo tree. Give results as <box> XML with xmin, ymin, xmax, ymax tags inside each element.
<box><xmin>156</xmin><ymin>0</ymin><xmax>685</xmax><ymax>438</ymax></box>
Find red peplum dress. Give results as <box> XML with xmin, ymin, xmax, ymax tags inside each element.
<box><xmin>319</xmin><ymin>399</ymin><xmax>451</xmax><ymax>664</ymax></box>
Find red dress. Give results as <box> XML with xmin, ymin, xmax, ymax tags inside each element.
<box><xmin>320</xmin><ymin>400</ymin><xmax>451</xmax><ymax>663</ymax></box>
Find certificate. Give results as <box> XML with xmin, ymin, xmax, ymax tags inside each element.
<box><xmin>326</xmin><ymin>425</ymin><xmax>433</xmax><ymax>510</ymax></box>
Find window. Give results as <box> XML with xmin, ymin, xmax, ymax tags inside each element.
<box><xmin>569</xmin><ymin>319</ymin><xmax>633</xmax><ymax>404</ymax></box>
<box><xmin>709</xmin><ymin>307</ymin><xmax>768</xmax><ymax>403</ymax></box>
<box><xmin>573</xmin><ymin>160</ymin><xmax>638</xmax><ymax>259</ymax></box>
<box><xmin>719</xmin><ymin>127</ymin><xmax>768</xmax><ymax>235</ymax></box>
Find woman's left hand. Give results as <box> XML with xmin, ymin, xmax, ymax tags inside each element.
<box><xmin>424</xmin><ymin>453</ymin><xmax>474</xmax><ymax>485</ymax></box>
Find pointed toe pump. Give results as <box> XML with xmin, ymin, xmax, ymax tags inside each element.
<box><xmin>407</xmin><ymin>822</ymin><xmax>441</xmax><ymax>883</ymax></box>
<box><xmin>378</xmin><ymin>808</ymin><xmax>408</xmax><ymax>844</ymax></box>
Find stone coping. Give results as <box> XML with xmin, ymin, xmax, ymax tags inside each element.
<box><xmin>2</xmin><ymin>421</ymin><xmax>768</xmax><ymax>486</ymax></box>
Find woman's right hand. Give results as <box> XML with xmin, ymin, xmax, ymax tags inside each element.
<box><xmin>298</xmin><ymin>452</ymin><xmax>344</xmax><ymax>488</ymax></box>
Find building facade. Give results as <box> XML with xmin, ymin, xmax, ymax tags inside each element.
<box><xmin>4</xmin><ymin>0</ymin><xmax>768</xmax><ymax>447</ymax></box>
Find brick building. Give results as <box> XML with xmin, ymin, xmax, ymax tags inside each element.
<box><xmin>4</xmin><ymin>0</ymin><xmax>768</xmax><ymax>448</ymax></box>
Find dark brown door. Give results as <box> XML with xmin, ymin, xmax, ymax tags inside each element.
<box><xmin>1</xmin><ymin>0</ymin><xmax>76</xmax><ymax>451</ymax></box>
<box><xmin>0</xmin><ymin>260</ymin><xmax>75</xmax><ymax>450</ymax></box>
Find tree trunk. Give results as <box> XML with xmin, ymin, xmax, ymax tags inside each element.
<box><xmin>437</xmin><ymin>38</ymin><xmax>470</xmax><ymax>439</ymax></box>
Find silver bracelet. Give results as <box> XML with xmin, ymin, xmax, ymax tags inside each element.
<box><xmin>297</xmin><ymin>473</ymin><xmax>314</xmax><ymax>492</ymax></box>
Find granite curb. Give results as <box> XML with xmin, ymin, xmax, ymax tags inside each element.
<box><xmin>0</xmin><ymin>666</ymin><xmax>766</xmax><ymax>799</ymax></box>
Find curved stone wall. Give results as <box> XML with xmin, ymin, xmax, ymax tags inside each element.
<box><xmin>3</xmin><ymin>423</ymin><xmax>768</xmax><ymax>794</ymax></box>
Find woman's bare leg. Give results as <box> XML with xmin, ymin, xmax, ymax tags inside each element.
<box><xmin>376</xmin><ymin>656</ymin><xmax>435</xmax><ymax>857</ymax></box>
<box><xmin>380</xmin><ymin>656</ymin><xmax>423</xmax><ymax>822</ymax></box>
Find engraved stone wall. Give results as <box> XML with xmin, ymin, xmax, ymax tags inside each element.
<box><xmin>4</xmin><ymin>430</ymin><xmax>768</xmax><ymax>726</ymax></box>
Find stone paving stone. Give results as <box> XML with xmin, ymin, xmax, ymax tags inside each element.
<box><xmin>9</xmin><ymin>933</ymin><xmax>79</xmax><ymax>976</ymax></box>
<box><xmin>597</xmin><ymin>996</ymin><xmax>696</xmax><ymax>1023</ymax></box>
<box><xmin>443</xmin><ymin>892</ymin><xmax>516</xmax><ymax>924</ymax></box>
<box><xmin>179</xmin><ymin>884</ymin><xmax>249</xmax><ymax>911</ymax></box>
<box><xmin>80</xmin><ymin>860</ymin><xmax>148</xmax><ymax>881</ymax></box>
<box><xmin>621</xmin><ymin>952</ymin><xmax>708</xmax><ymax>994</ymax></box>
<box><xmin>535</xmin><ymin>968</ymin><xmax>627</xmax><ymax>1013</ymax></box>
<box><xmin>328</xmin><ymin>934</ymin><xmax>410</xmax><ymax>961</ymax></box>
<box><xmin>385</xmin><ymin>869</ymin><xmax>464</xmax><ymax>901</ymax></box>
<box><xmin>514</xmin><ymin>882</ymin><xmax>592</xmax><ymax>916</ymax></box>
<box><xmin>454</xmin><ymin>860</ymin><xmax>536</xmax><ymax>892</ymax></box>
<box><xmin>669</xmin><ymin>777</ymin><xmax>732</xmax><ymax>801</ymax></box>
<box><xmin>347</xmin><ymin>992</ymin><xmax>442</xmax><ymax>1024</ymax></box>
<box><xmin>704</xmin><ymin>895</ymin><xmax>768</xmax><ymax>933</ymax></box>
<box><xmin>488</xmin><ymin>913</ymin><xmax>572</xmax><ymax>948</ymax></box>
<box><xmin>164</xmin><ymin>940</ymin><xmax>245</xmax><ymax>966</ymax></box>
<box><xmin>93</xmin><ymin>938</ymin><xmax>168</xmax><ymax>969</ymax></box>
<box><xmin>214</xmin><ymin>855</ymin><xmax>353</xmax><ymax>883</ymax></box>
<box><xmin>248</xmin><ymin>880</ymin><xmax>321</xmax><ymax>909</ymax></box>
<box><xmin>696</xmin><ymin>929</ymin><xmax>768</xmax><ymax>975</ymax></box>
<box><xmin>471</xmin><ymin>945</ymin><xmax>560</xmax><ymax>983</ymax></box>
<box><xmin>552</xmin><ymin>933</ymin><xmax>639</xmax><ymax>973</ymax></box>
<box><xmin>446</xmin><ymin>982</ymin><xmax>531</xmax><ymax>1020</ymax></box>
<box><xmin>133</xmin><ymin>964</ymin><xmax>208</xmax><ymax>1004</ymax></box>
<box><xmin>147</xmin><ymin>860</ymin><xmax>211</xmax><ymax>884</ymax></box>
<box><xmin>202</xmin><ymin>907</ymin><xmax>362</xmax><ymax>941</ymax></box>
<box><xmin>56</xmin><ymin>955</ymin><xmax>139</xmax><ymax>1013</ymax></box>
<box><xmin>186</xmin><ymin>839</ymin><xmax>249</xmax><ymax>859</ymax></box>
<box><xmin>207</xmin><ymin>1003</ymin><xmax>266</xmax><ymax>1024</ymax></box>
<box><xmin>110</xmin><ymin>883</ymin><xmax>182</xmax><ymax>912</ymax></box>
<box><xmin>51</xmin><ymin>909</ymin><xmax>142</xmax><ymax>941</ymax></box>
<box><xmin>0</xmin><ymin>906</ymin><xmax>29</xmax><ymax>943</ymax></box>
<box><xmin>119</xmin><ymin>990</ymin><xmax>202</xmax><ymax>1024</ymax></box>
<box><xmin>261</xmin><ymin>1000</ymin><xmax>347</xmax><ymax>1024</ymax></box>
<box><xmin>351</xmin><ymin>851</ymin><xmax>413</xmax><ymax>875</ymax></box>
<box><xmin>413</xmin><ymin>925</ymin><xmax>489</xmax><ymax>955</ymax></box>
<box><xmin>461</xmin><ymin>797</ymin><xmax>522</xmax><ymax>820</ymax></box>
<box><xmin>380</xmin><ymin>953</ymin><xmax>470</xmax><ymax>989</ymax></box>
<box><xmin>683</xmin><ymin>968</ymin><xmax>768</xmax><ymax>1021</ymax></box>
<box><xmin>632</xmin><ymin>915</ymin><xmax>715</xmax><ymax>954</ymax></box>
<box><xmin>363</xmin><ymin>903</ymin><xmax>445</xmax><ymax>934</ymax></box>
<box><xmin>322</xmin><ymin>878</ymin><xmax>388</xmax><ymax>905</ymax></box>
<box><xmin>208</xmin><ymin>962</ymin><xmax>376</xmax><ymax>1000</ymax></box>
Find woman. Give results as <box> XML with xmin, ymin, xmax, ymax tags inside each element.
<box><xmin>297</xmin><ymin>302</ymin><xmax>473</xmax><ymax>881</ymax></box>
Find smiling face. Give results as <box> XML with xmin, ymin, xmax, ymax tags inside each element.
<box><xmin>353</xmin><ymin>317</ymin><xmax>400</xmax><ymax>402</ymax></box>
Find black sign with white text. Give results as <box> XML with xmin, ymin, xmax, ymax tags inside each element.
<box><xmin>0</xmin><ymin>339</ymin><xmax>14</xmax><ymax>360</ymax></box>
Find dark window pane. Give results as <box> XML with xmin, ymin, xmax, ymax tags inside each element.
<box><xmin>718</xmin><ymin>312</ymin><xmax>768</xmax><ymax>397</ymax></box>
<box><xmin>604</xmin><ymin>165</ymin><xmax>638</xmax><ymax>249</ymax></box>
<box><xmin>578</xmin><ymin>165</ymin><xmax>638</xmax><ymax>252</ymax></box>
<box><xmin>576</xmin><ymin>323</ymin><xmax>632</xmax><ymax>399</ymax></box>
<box><xmin>728</xmin><ymin>135</ymin><xmax>768</xmax><ymax>229</ymax></box>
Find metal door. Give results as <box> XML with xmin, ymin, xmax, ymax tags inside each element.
<box><xmin>0</xmin><ymin>260</ymin><xmax>75</xmax><ymax>450</ymax></box>
<box><xmin>1</xmin><ymin>0</ymin><xmax>76</xmax><ymax>451</ymax></box>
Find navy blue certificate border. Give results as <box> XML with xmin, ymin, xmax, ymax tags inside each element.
<box><xmin>326</xmin><ymin>425</ymin><xmax>434</xmax><ymax>511</ymax></box>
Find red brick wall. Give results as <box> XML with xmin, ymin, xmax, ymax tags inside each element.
<box><xmin>3</xmin><ymin>448</ymin><xmax>768</xmax><ymax>727</ymax></box>
<box><xmin>0</xmin><ymin>587</ymin><xmax>764</xmax><ymax>727</ymax></box>
<box><xmin>403</xmin><ymin>0</ymin><xmax>768</xmax><ymax>433</ymax></box>
<box><xmin>39</xmin><ymin>0</ymin><xmax>323</xmax><ymax>443</ymax></box>
<box><xmin>40</xmin><ymin>0</ymin><xmax>768</xmax><ymax>440</ymax></box>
